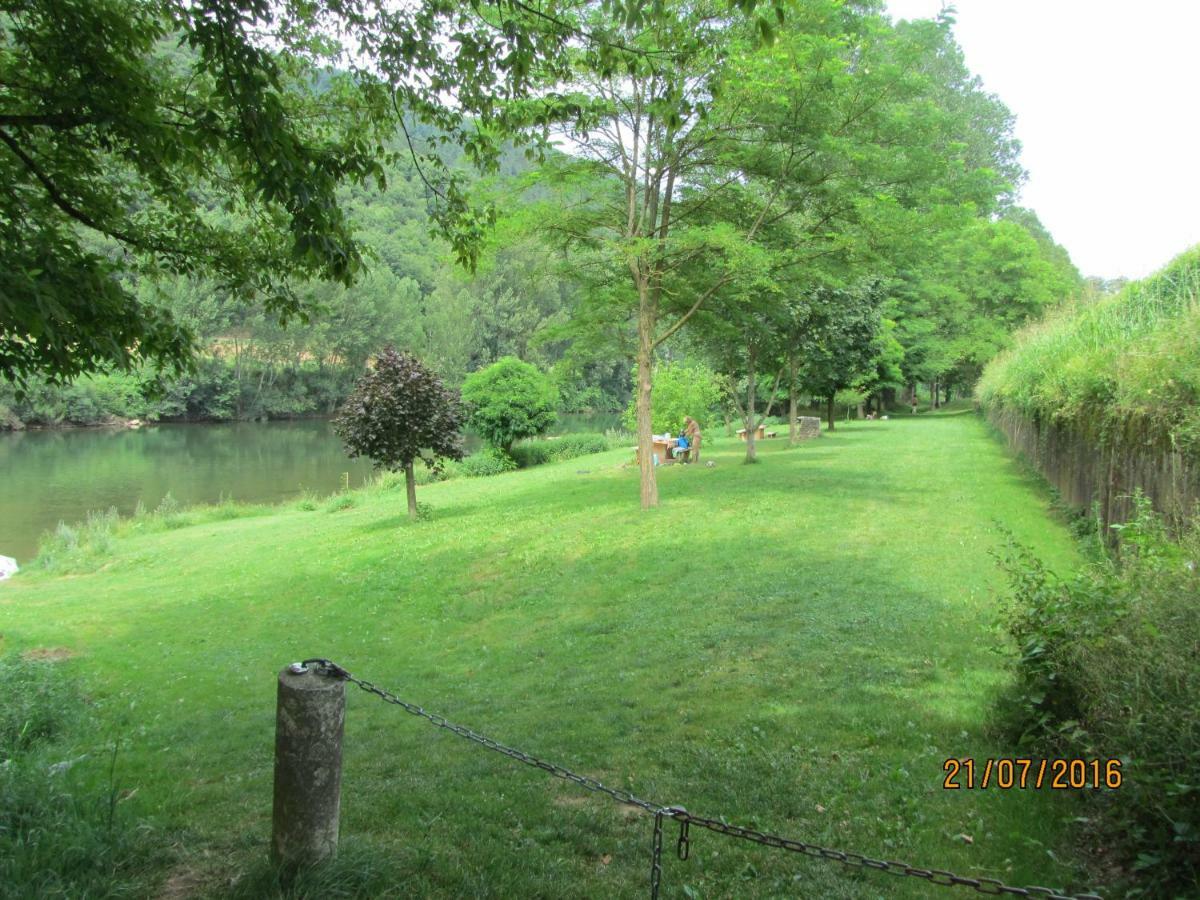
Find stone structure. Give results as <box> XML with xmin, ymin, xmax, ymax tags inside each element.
<box><xmin>795</xmin><ymin>416</ymin><xmax>822</xmax><ymax>440</ymax></box>
<box><xmin>988</xmin><ymin>406</ymin><xmax>1200</xmax><ymax>532</ymax></box>
<box><xmin>272</xmin><ymin>663</ymin><xmax>346</xmax><ymax>870</ymax></box>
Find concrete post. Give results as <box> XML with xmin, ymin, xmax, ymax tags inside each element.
<box><xmin>271</xmin><ymin>662</ymin><xmax>346</xmax><ymax>870</ymax></box>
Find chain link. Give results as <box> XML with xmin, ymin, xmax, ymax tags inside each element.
<box><xmin>650</xmin><ymin>810</ymin><xmax>664</xmax><ymax>900</ymax></box>
<box><xmin>298</xmin><ymin>659</ymin><xmax>1103</xmax><ymax>900</ymax></box>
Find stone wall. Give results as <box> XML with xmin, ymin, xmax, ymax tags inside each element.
<box><xmin>987</xmin><ymin>406</ymin><xmax>1200</xmax><ymax>529</ymax></box>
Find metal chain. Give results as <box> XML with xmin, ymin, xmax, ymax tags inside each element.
<box><xmin>298</xmin><ymin>659</ymin><xmax>1103</xmax><ymax>900</ymax></box>
<box><xmin>650</xmin><ymin>810</ymin><xmax>664</xmax><ymax>900</ymax></box>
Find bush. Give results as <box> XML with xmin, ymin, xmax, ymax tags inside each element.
<box><xmin>994</xmin><ymin>498</ymin><xmax>1200</xmax><ymax>895</ymax></box>
<box><xmin>509</xmin><ymin>433</ymin><xmax>611</xmax><ymax>469</ymax></box>
<box><xmin>461</xmin><ymin>357</ymin><xmax>557</xmax><ymax>451</ymax></box>
<box><xmin>459</xmin><ymin>448</ymin><xmax>518</xmax><ymax>477</ymax></box>
<box><xmin>623</xmin><ymin>360</ymin><xmax>722</xmax><ymax>434</ymax></box>
<box><xmin>509</xmin><ymin>441</ymin><xmax>552</xmax><ymax>468</ymax></box>
<box><xmin>549</xmin><ymin>432</ymin><xmax>609</xmax><ymax>459</ymax></box>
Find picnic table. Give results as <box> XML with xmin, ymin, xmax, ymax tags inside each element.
<box><xmin>634</xmin><ymin>435</ymin><xmax>686</xmax><ymax>464</ymax></box>
<box><xmin>737</xmin><ymin>424</ymin><xmax>766</xmax><ymax>441</ymax></box>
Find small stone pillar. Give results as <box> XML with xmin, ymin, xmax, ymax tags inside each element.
<box><xmin>271</xmin><ymin>662</ymin><xmax>346</xmax><ymax>870</ymax></box>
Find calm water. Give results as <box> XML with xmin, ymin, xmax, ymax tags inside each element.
<box><xmin>0</xmin><ymin>413</ymin><xmax>619</xmax><ymax>564</ymax></box>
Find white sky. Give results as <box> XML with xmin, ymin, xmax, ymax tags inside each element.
<box><xmin>886</xmin><ymin>0</ymin><xmax>1200</xmax><ymax>279</ymax></box>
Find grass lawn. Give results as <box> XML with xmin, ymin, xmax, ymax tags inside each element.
<box><xmin>0</xmin><ymin>414</ymin><xmax>1095</xmax><ymax>898</ymax></box>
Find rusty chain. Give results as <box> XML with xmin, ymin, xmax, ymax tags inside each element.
<box><xmin>298</xmin><ymin>659</ymin><xmax>1103</xmax><ymax>900</ymax></box>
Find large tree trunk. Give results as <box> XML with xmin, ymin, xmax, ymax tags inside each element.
<box><xmin>826</xmin><ymin>394</ymin><xmax>835</xmax><ymax>431</ymax></box>
<box><xmin>635</xmin><ymin>291</ymin><xmax>659</xmax><ymax>509</ymax></box>
<box><xmin>404</xmin><ymin>460</ymin><xmax>418</xmax><ymax>520</ymax></box>
<box><xmin>744</xmin><ymin>343</ymin><xmax>757</xmax><ymax>463</ymax></box>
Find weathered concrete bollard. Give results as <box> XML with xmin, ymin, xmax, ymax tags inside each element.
<box><xmin>271</xmin><ymin>662</ymin><xmax>346</xmax><ymax>870</ymax></box>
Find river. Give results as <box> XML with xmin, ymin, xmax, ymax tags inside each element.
<box><xmin>0</xmin><ymin>413</ymin><xmax>619</xmax><ymax>564</ymax></box>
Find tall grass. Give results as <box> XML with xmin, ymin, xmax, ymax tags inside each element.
<box><xmin>0</xmin><ymin>656</ymin><xmax>167</xmax><ymax>898</ymax></box>
<box><xmin>978</xmin><ymin>246</ymin><xmax>1200</xmax><ymax>451</ymax></box>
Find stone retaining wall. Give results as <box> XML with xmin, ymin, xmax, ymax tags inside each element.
<box><xmin>987</xmin><ymin>406</ymin><xmax>1200</xmax><ymax>529</ymax></box>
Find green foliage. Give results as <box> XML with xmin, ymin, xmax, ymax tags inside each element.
<box><xmin>2</xmin><ymin>0</ymin><xmax>657</xmax><ymax>384</ymax></box>
<box><xmin>0</xmin><ymin>360</ymin><xmax>360</xmax><ymax>427</ymax></box>
<box><xmin>834</xmin><ymin>387</ymin><xmax>868</xmax><ymax>409</ymax></box>
<box><xmin>995</xmin><ymin>498</ymin><xmax>1200</xmax><ymax>895</ymax></box>
<box><xmin>508</xmin><ymin>441</ymin><xmax>552</xmax><ymax>468</ymax></box>
<box><xmin>325</xmin><ymin>494</ymin><xmax>356</xmax><ymax>512</ymax></box>
<box><xmin>622</xmin><ymin>361</ymin><xmax>721</xmax><ymax>434</ymax></box>
<box><xmin>461</xmin><ymin>357</ymin><xmax>557</xmax><ymax>451</ymax></box>
<box><xmin>893</xmin><ymin>210</ymin><xmax>1082</xmax><ymax>394</ymax></box>
<box><xmin>978</xmin><ymin>246</ymin><xmax>1200</xmax><ymax>454</ymax></box>
<box><xmin>796</xmin><ymin>283</ymin><xmax>887</xmax><ymax>400</ymax></box>
<box><xmin>459</xmin><ymin>448</ymin><xmax>518</xmax><ymax>478</ymax></box>
<box><xmin>294</xmin><ymin>490</ymin><xmax>320</xmax><ymax>511</ymax></box>
<box><xmin>510</xmin><ymin>432</ymin><xmax>610</xmax><ymax>468</ymax></box>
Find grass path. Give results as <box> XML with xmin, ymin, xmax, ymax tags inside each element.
<box><xmin>0</xmin><ymin>414</ymin><xmax>1091</xmax><ymax>897</ymax></box>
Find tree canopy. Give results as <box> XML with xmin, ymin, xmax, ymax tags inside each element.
<box><xmin>2</xmin><ymin>0</ymin><xmax>789</xmax><ymax>386</ymax></box>
<box><xmin>333</xmin><ymin>347</ymin><xmax>464</xmax><ymax>518</ymax></box>
<box><xmin>461</xmin><ymin>356</ymin><xmax>557</xmax><ymax>452</ymax></box>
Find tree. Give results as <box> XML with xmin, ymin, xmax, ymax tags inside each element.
<box><xmin>891</xmin><ymin>212</ymin><xmax>1081</xmax><ymax>403</ymax></box>
<box><xmin>461</xmin><ymin>357</ymin><xmax>557</xmax><ymax>453</ymax></box>
<box><xmin>790</xmin><ymin>282</ymin><xmax>885</xmax><ymax>431</ymax></box>
<box><xmin>621</xmin><ymin>360</ymin><xmax>721</xmax><ymax>434</ymax></box>
<box><xmin>5</xmin><ymin>0</ymin><xmax>772</xmax><ymax>385</ymax></box>
<box><xmin>334</xmin><ymin>347</ymin><xmax>464</xmax><ymax>519</ymax></box>
<box><xmin>531</xmin><ymin>1</ymin><xmax>1023</xmax><ymax>502</ymax></box>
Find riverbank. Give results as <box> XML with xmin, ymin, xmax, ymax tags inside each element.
<box><xmin>0</xmin><ymin>414</ymin><xmax>622</xmax><ymax>563</ymax></box>
<box><xmin>0</xmin><ymin>416</ymin><xmax>1104</xmax><ymax>897</ymax></box>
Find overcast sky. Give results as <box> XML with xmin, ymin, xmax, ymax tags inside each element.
<box><xmin>885</xmin><ymin>0</ymin><xmax>1200</xmax><ymax>279</ymax></box>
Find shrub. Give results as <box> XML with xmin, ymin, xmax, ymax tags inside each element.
<box><xmin>461</xmin><ymin>357</ymin><xmax>557</xmax><ymax>451</ymax></box>
<box><xmin>994</xmin><ymin>498</ymin><xmax>1200</xmax><ymax>895</ymax></box>
<box><xmin>549</xmin><ymin>432</ymin><xmax>609</xmax><ymax>459</ymax></box>
<box><xmin>459</xmin><ymin>448</ymin><xmax>517</xmax><ymax>477</ymax></box>
<box><xmin>623</xmin><ymin>360</ymin><xmax>721</xmax><ymax>434</ymax></box>
<box><xmin>509</xmin><ymin>441</ymin><xmax>552</xmax><ymax>468</ymax></box>
<box><xmin>510</xmin><ymin>433</ymin><xmax>610</xmax><ymax>468</ymax></box>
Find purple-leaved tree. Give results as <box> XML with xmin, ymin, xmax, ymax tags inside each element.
<box><xmin>334</xmin><ymin>348</ymin><xmax>465</xmax><ymax>519</ymax></box>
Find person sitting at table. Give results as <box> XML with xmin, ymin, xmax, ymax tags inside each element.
<box><xmin>674</xmin><ymin>432</ymin><xmax>690</xmax><ymax>461</ymax></box>
<box><xmin>683</xmin><ymin>416</ymin><xmax>702</xmax><ymax>463</ymax></box>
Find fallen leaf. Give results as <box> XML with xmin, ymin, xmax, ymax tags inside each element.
<box><xmin>815</xmin><ymin>804</ymin><xmax>826</xmax><ymax>813</ymax></box>
<box><xmin>601</xmin><ymin>854</ymin><xmax>612</xmax><ymax>866</ymax></box>
<box><xmin>957</xmin><ymin>833</ymin><xmax>974</xmax><ymax>845</ymax></box>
